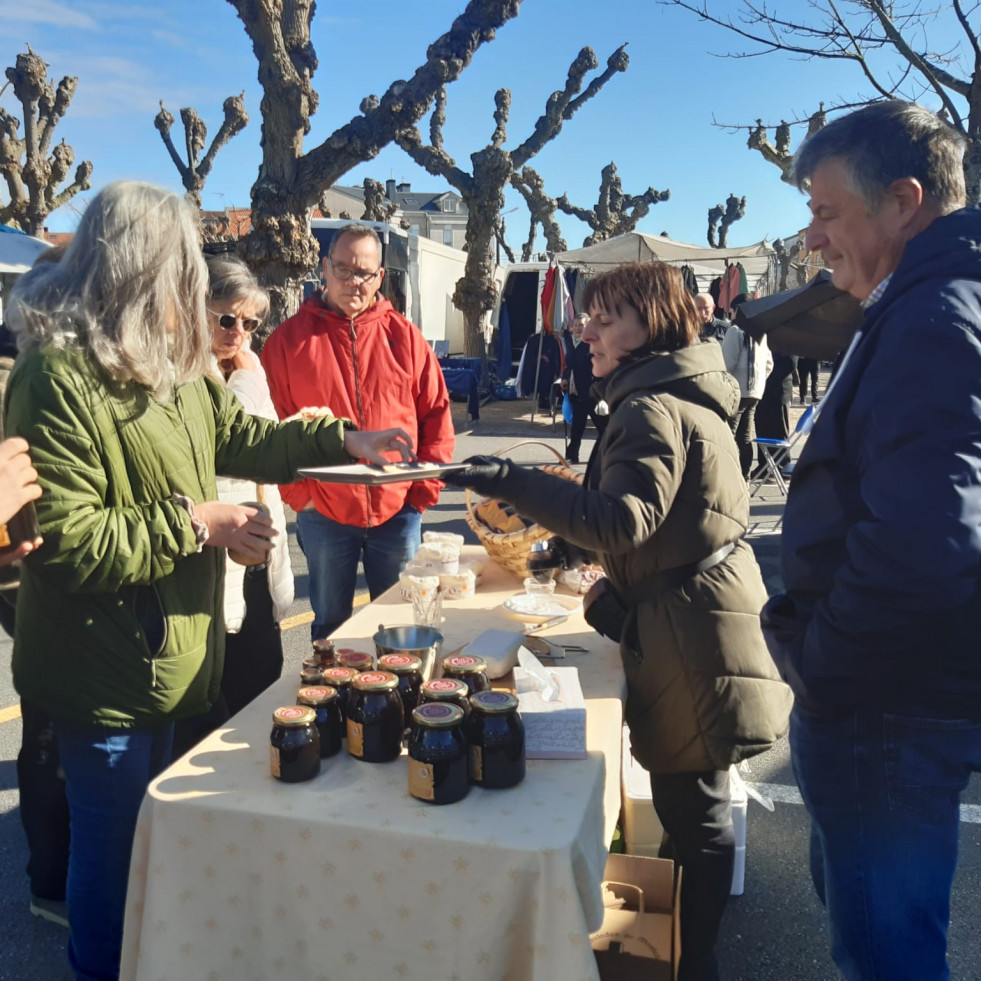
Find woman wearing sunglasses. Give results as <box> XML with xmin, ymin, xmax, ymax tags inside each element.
<box><xmin>173</xmin><ymin>255</ymin><xmax>294</xmax><ymax>754</ymax></box>
<box><xmin>4</xmin><ymin>181</ymin><xmax>414</xmax><ymax>981</ymax></box>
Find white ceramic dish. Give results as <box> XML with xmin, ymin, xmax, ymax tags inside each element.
<box><xmin>502</xmin><ymin>593</ymin><xmax>582</xmax><ymax>620</ymax></box>
<box><xmin>298</xmin><ymin>461</ymin><xmax>467</xmax><ymax>484</ymax></box>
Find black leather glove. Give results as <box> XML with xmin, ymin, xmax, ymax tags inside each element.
<box><xmin>442</xmin><ymin>455</ymin><xmax>512</xmax><ymax>496</ymax></box>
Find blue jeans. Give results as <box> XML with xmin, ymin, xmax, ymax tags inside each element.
<box><xmin>54</xmin><ymin>718</ymin><xmax>174</xmax><ymax>981</ymax></box>
<box><xmin>791</xmin><ymin>703</ymin><xmax>981</xmax><ymax>981</ymax></box>
<box><xmin>296</xmin><ymin>502</ymin><xmax>422</xmax><ymax>640</ymax></box>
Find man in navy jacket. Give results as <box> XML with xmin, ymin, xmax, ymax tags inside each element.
<box><xmin>762</xmin><ymin>101</ymin><xmax>981</xmax><ymax>981</ymax></box>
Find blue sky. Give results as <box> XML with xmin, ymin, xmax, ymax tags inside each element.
<box><xmin>0</xmin><ymin>1</ymin><xmax>967</xmax><ymax>251</ymax></box>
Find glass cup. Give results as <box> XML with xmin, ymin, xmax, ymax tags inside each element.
<box><xmin>522</xmin><ymin>576</ymin><xmax>556</xmax><ymax>614</ymax></box>
<box><xmin>411</xmin><ymin>584</ymin><xmax>444</xmax><ymax>628</ymax></box>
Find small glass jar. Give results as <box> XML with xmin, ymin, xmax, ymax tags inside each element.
<box><xmin>419</xmin><ymin>678</ymin><xmax>472</xmax><ymax>720</ymax></box>
<box><xmin>336</xmin><ymin>649</ymin><xmax>375</xmax><ymax>673</ymax></box>
<box><xmin>378</xmin><ymin>653</ymin><xmax>424</xmax><ymax>724</ymax></box>
<box><xmin>270</xmin><ymin>706</ymin><xmax>321</xmax><ymax>783</ymax></box>
<box><xmin>297</xmin><ymin>686</ymin><xmax>344</xmax><ymax>758</ymax></box>
<box><xmin>407</xmin><ymin>702</ymin><xmax>469</xmax><ymax>805</ymax></box>
<box><xmin>346</xmin><ymin>671</ymin><xmax>404</xmax><ymax>763</ymax></box>
<box><xmin>312</xmin><ymin>638</ymin><xmax>336</xmax><ymax>668</ymax></box>
<box><xmin>441</xmin><ymin>654</ymin><xmax>491</xmax><ymax>697</ymax></box>
<box><xmin>466</xmin><ymin>691</ymin><xmax>525</xmax><ymax>789</ymax></box>
<box><xmin>300</xmin><ymin>664</ymin><xmax>324</xmax><ymax>686</ymax></box>
<box><xmin>321</xmin><ymin>666</ymin><xmax>358</xmax><ymax>718</ymax></box>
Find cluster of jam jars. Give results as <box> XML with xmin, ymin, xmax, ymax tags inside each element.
<box><xmin>272</xmin><ymin>643</ymin><xmax>526</xmax><ymax>798</ymax></box>
<box><xmin>405</xmin><ymin>653</ymin><xmax>525</xmax><ymax>804</ymax></box>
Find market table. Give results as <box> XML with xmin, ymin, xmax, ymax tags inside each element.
<box><xmin>120</xmin><ymin>548</ymin><xmax>626</xmax><ymax>981</ymax></box>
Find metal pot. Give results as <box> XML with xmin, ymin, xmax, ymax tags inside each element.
<box><xmin>373</xmin><ymin>624</ymin><xmax>444</xmax><ymax>682</ymax></box>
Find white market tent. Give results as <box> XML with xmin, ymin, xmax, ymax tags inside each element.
<box><xmin>555</xmin><ymin>231</ymin><xmax>777</xmax><ymax>296</ymax></box>
<box><xmin>0</xmin><ymin>225</ymin><xmax>50</xmax><ymax>274</ymax></box>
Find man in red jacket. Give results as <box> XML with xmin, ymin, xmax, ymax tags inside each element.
<box><xmin>262</xmin><ymin>224</ymin><xmax>455</xmax><ymax>639</ymax></box>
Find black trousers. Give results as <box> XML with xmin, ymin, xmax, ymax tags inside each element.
<box><xmin>729</xmin><ymin>397</ymin><xmax>759</xmax><ymax>480</ymax></box>
<box><xmin>798</xmin><ymin>358</ymin><xmax>819</xmax><ymax>400</ymax></box>
<box><xmin>18</xmin><ymin>699</ymin><xmax>71</xmax><ymax>900</ymax></box>
<box><xmin>566</xmin><ymin>394</ymin><xmax>607</xmax><ymax>460</ymax></box>
<box><xmin>651</xmin><ymin>769</ymin><xmax>734</xmax><ymax>981</ymax></box>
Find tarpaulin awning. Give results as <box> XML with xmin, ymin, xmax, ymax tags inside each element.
<box><xmin>0</xmin><ymin>225</ymin><xmax>50</xmax><ymax>274</ymax></box>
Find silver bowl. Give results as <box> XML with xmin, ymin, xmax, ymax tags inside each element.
<box><xmin>373</xmin><ymin>623</ymin><xmax>444</xmax><ymax>681</ymax></box>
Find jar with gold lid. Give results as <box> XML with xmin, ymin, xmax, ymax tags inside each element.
<box><xmin>441</xmin><ymin>654</ymin><xmax>490</xmax><ymax>697</ymax></box>
<box><xmin>321</xmin><ymin>666</ymin><xmax>358</xmax><ymax>718</ymax></box>
<box><xmin>407</xmin><ymin>702</ymin><xmax>469</xmax><ymax>805</ymax></box>
<box><xmin>312</xmin><ymin>637</ymin><xmax>336</xmax><ymax>668</ymax></box>
<box><xmin>300</xmin><ymin>663</ymin><xmax>324</xmax><ymax>686</ymax></box>
<box><xmin>270</xmin><ymin>706</ymin><xmax>320</xmax><ymax>782</ymax></box>
<box><xmin>466</xmin><ymin>690</ymin><xmax>525</xmax><ymax>789</ymax></box>
<box><xmin>419</xmin><ymin>678</ymin><xmax>471</xmax><ymax>721</ymax></box>
<box><xmin>378</xmin><ymin>653</ymin><xmax>424</xmax><ymax>723</ymax></box>
<box><xmin>297</xmin><ymin>686</ymin><xmax>344</xmax><ymax>758</ymax></box>
<box><xmin>346</xmin><ymin>671</ymin><xmax>404</xmax><ymax>763</ymax></box>
<box><xmin>336</xmin><ymin>649</ymin><xmax>375</xmax><ymax>673</ymax></box>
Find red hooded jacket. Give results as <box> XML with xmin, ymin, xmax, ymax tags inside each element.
<box><xmin>261</xmin><ymin>293</ymin><xmax>455</xmax><ymax>527</ymax></box>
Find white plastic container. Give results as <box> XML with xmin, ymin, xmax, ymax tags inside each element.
<box><xmin>619</xmin><ymin>726</ymin><xmax>748</xmax><ymax>894</ymax></box>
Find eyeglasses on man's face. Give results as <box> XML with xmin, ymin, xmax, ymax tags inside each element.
<box><xmin>210</xmin><ymin>311</ymin><xmax>262</xmax><ymax>333</ymax></box>
<box><xmin>328</xmin><ymin>258</ymin><xmax>382</xmax><ymax>284</ymax></box>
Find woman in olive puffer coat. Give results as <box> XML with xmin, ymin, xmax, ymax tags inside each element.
<box><xmin>447</xmin><ymin>262</ymin><xmax>791</xmax><ymax>981</ymax></box>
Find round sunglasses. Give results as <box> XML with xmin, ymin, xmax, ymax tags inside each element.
<box><xmin>210</xmin><ymin>311</ymin><xmax>262</xmax><ymax>333</ymax></box>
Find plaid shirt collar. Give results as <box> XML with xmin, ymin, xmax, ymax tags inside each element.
<box><xmin>862</xmin><ymin>274</ymin><xmax>893</xmax><ymax>309</ymax></box>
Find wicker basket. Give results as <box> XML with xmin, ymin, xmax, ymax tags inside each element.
<box><xmin>465</xmin><ymin>440</ymin><xmax>583</xmax><ymax>577</ymax></box>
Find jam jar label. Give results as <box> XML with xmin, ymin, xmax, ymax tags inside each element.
<box><xmin>470</xmin><ymin>744</ymin><xmax>483</xmax><ymax>782</ymax></box>
<box><xmin>415</xmin><ymin>702</ymin><xmax>455</xmax><ymax>722</ymax></box>
<box><xmin>347</xmin><ymin>719</ymin><xmax>364</xmax><ymax>758</ymax></box>
<box><xmin>445</xmin><ymin>655</ymin><xmax>481</xmax><ymax>668</ymax></box>
<box><xmin>300</xmin><ymin>686</ymin><xmax>330</xmax><ymax>700</ymax></box>
<box><xmin>270</xmin><ymin>745</ymin><xmax>281</xmax><ymax>779</ymax></box>
<box><xmin>274</xmin><ymin>706</ymin><xmax>308</xmax><ymax>723</ymax></box>
<box><xmin>381</xmin><ymin>654</ymin><xmax>415</xmax><ymax>668</ymax></box>
<box><xmin>474</xmin><ymin>691</ymin><xmax>514</xmax><ymax>708</ymax></box>
<box><xmin>357</xmin><ymin>672</ymin><xmax>389</xmax><ymax>686</ymax></box>
<box><xmin>324</xmin><ymin>667</ymin><xmax>356</xmax><ymax>682</ymax></box>
<box><xmin>408</xmin><ymin>759</ymin><xmax>435</xmax><ymax>801</ymax></box>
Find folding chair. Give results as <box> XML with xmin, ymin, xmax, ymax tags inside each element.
<box><xmin>749</xmin><ymin>403</ymin><xmax>817</xmax><ymax>502</ymax></box>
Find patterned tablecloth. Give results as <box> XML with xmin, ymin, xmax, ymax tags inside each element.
<box><xmin>120</xmin><ymin>548</ymin><xmax>626</xmax><ymax>981</ymax></box>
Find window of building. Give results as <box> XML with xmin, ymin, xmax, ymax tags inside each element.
<box><xmin>443</xmin><ymin>228</ymin><xmax>454</xmax><ymax>247</ymax></box>
<box><xmin>441</xmin><ymin>198</ymin><xmax>457</xmax><ymax>213</ymax></box>
<box><xmin>409</xmin><ymin>223</ymin><xmax>421</xmax><ymax>236</ymax></box>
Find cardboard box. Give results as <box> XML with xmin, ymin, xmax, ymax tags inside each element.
<box><xmin>591</xmin><ymin>853</ymin><xmax>681</xmax><ymax>981</ymax></box>
<box><xmin>513</xmin><ymin>665</ymin><xmax>587</xmax><ymax>759</ymax></box>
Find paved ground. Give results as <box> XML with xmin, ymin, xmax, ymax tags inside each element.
<box><xmin>3</xmin><ymin>379</ymin><xmax>981</xmax><ymax>979</ymax></box>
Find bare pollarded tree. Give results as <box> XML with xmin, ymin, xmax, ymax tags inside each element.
<box><xmin>556</xmin><ymin>161</ymin><xmax>668</xmax><ymax>247</ymax></box>
<box><xmin>0</xmin><ymin>47</ymin><xmax>92</xmax><ymax>236</ymax></box>
<box><xmin>226</xmin><ymin>0</ymin><xmax>522</xmax><ymax>336</ymax></box>
<box><xmin>154</xmin><ymin>94</ymin><xmax>249</xmax><ymax>209</ymax></box>
<box><xmin>707</xmin><ymin>192</ymin><xmax>746</xmax><ymax>248</ymax></box>
<box><xmin>361</xmin><ymin>177</ymin><xmax>398</xmax><ymax>222</ymax></box>
<box><xmin>745</xmin><ymin>104</ymin><xmax>827</xmax><ymax>190</ymax></box>
<box><xmin>395</xmin><ymin>45</ymin><xmax>629</xmax><ymax>358</ymax></box>
<box><xmin>669</xmin><ymin>1</ymin><xmax>981</xmax><ymax>203</ymax></box>
<box><xmin>510</xmin><ymin>165</ymin><xmax>567</xmax><ymax>260</ymax></box>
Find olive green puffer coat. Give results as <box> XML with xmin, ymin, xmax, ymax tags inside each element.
<box><xmin>5</xmin><ymin>341</ymin><xmax>351</xmax><ymax>728</ymax></box>
<box><xmin>488</xmin><ymin>342</ymin><xmax>792</xmax><ymax>773</ymax></box>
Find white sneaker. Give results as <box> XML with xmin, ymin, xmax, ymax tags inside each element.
<box><xmin>30</xmin><ymin>895</ymin><xmax>69</xmax><ymax>928</ymax></box>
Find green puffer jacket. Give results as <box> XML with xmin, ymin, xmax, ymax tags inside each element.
<box><xmin>5</xmin><ymin>340</ymin><xmax>352</xmax><ymax>728</ymax></box>
<box><xmin>491</xmin><ymin>342</ymin><xmax>792</xmax><ymax>773</ymax></box>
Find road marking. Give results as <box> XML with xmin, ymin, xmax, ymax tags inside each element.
<box><xmin>749</xmin><ymin>781</ymin><xmax>981</xmax><ymax>824</ymax></box>
<box><xmin>0</xmin><ymin>702</ymin><xmax>20</xmax><ymax>724</ymax></box>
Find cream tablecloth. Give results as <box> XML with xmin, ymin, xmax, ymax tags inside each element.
<box><xmin>120</xmin><ymin>548</ymin><xmax>626</xmax><ymax>981</ymax></box>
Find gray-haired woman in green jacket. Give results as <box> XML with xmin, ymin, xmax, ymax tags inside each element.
<box><xmin>5</xmin><ymin>181</ymin><xmax>413</xmax><ymax>981</ymax></box>
<box><xmin>447</xmin><ymin>262</ymin><xmax>791</xmax><ymax>981</ymax></box>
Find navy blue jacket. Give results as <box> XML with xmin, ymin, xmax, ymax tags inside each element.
<box><xmin>763</xmin><ymin>207</ymin><xmax>981</xmax><ymax>716</ymax></box>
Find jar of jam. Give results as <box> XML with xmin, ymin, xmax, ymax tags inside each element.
<box><xmin>407</xmin><ymin>703</ymin><xmax>469</xmax><ymax>805</ymax></box>
<box><xmin>346</xmin><ymin>671</ymin><xmax>404</xmax><ymax>763</ymax></box>
<box><xmin>378</xmin><ymin>653</ymin><xmax>424</xmax><ymax>723</ymax></box>
<box><xmin>270</xmin><ymin>706</ymin><xmax>321</xmax><ymax>782</ymax></box>
<box><xmin>297</xmin><ymin>686</ymin><xmax>344</xmax><ymax>758</ymax></box>
<box><xmin>336</xmin><ymin>649</ymin><xmax>375</xmax><ymax>673</ymax></box>
<box><xmin>466</xmin><ymin>690</ymin><xmax>525</xmax><ymax>789</ymax></box>
<box><xmin>321</xmin><ymin>666</ymin><xmax>357</xmax><ymax>718</ymax></box>
<box><xmin>312</xmin><ymin>638</ymin><xmax>336</xmax><ymax>668</ymax></box>
<box><xmin>441</xmin><ymin>654</ymin><xmax>491</xmax><ymax>696</ymax></box>
<box><xmin>419</xmin><ymin>678</ymin><xmax>472</xmax><ymax>720</ymax></box>
<box><xmin>300</xmin><ymin>664</ymin><xmax>324</xmax><ymax>686</ymax></box>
